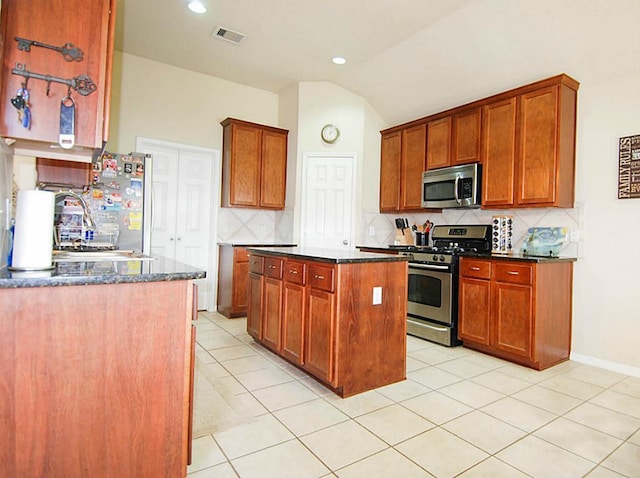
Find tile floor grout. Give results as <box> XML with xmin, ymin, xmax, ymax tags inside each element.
<box><xmin>187</xmin><ymin>311</ymin><xmax>640</xmax><ymax>478</ymax></box>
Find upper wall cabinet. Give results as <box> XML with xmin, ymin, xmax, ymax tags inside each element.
<box><xmin>483</xmin><ymin>77</ymin><xmax>578</xmax><ymax>208</ymax></box>
<box><xmin>426</xmin><ymin>108</ymin><xmax>482</xmax><ymax>171</ymax></box>
<box><xmin>221</xmin><ymin>118</ymin><xmax>288</xmax><ymax>210</ymax></box>
<box><xmin>382</xmin><ymin>74</ymin><xmax>578</xmax><ymax>210</ymax></box>
<box><xmin>380</xmin><ymin>123</ymin><xmax>426</xmax><ymax>212</ymax></box>
<box><xmin>0</xmin><ymin>0</ymin><xmax>116</xmax><ymax>157</ymax></box>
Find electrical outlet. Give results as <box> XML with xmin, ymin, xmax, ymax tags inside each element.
<box><xmin>372</xmin><ymin>286</ymin><xmax>382</xmax><ymax>305</ymax></box>
<box><xmin>369</xmin><ymin>226</ymin><xmax>375</xmax><ymax>236</ymax></box>
<box><xmin>569</xmin><ymin>229</ymin><xmax>579</xmax><ymax>242</ymax></box>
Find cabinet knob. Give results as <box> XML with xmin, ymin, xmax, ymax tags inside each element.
<box><xmin>268</xmin><ymin>265</ymin><xmax>276</xmax><ymax>269</ymax></box>
<box><xmin>315</xmin><ymin>274</ymin><xmax>325</xmax><ymax>280</ymax></box>
<box><xmin>289</xmin><ymin>270</ymin><xmax>298</xmax><ymax>274</ymax></box>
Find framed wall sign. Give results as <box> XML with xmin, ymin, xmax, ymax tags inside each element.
<box><xmin>618</xmin><ymin>134</ymin><xmax>640</xmax><ymax>199</ymax></box>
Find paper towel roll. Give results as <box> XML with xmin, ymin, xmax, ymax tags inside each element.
<box><xmin>11</xmin><ymin>190</ymin><xmax>55</xmax><ymax>270</ymax></box>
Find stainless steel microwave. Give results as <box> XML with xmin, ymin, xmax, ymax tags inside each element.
<box><xmin>422</xmin><ymin>163</ymin><xmax>482</xmax><ymax>209</ymax></box>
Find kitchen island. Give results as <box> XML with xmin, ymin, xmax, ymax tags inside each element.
<box><xmin>246</xmin><ymin>246</ymin><xmax>408</xmax><ymax>397</ymax></box>
<box><xmin>0</xmin><ymin>257</ymin><xmax>204</xmax><ymax>478</ymax></box>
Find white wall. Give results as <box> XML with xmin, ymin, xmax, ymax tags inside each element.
<box><xmin>110</xmin><ymin>52</ymin><xmax>280</xmax><ymax>154</ymax></box>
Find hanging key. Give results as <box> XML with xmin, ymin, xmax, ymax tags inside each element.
<box><xmin>15</xmin><ymin>37</ymin><xmax>84</xmax><ymax>62</ymax></box>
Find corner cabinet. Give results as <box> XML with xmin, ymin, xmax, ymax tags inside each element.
<box><xmin>247</xmin><ymin>251</ymin><xmax>407</xmax><ymax>397</ymax></box>
<box><xmin>0</xmin><ymin>0</ymin><xmax>116</xmax><ymax>150</ymax></box>
<box><xmin>458</xmin><ymin>257</ymin><xmax>574</xmax><ymax>370</ymax></box>
<box><xmin>221</xmin><ymin>118</ymin><xmax>288</xmax><ymax>210</ymax></box>
<box><xmin>380</xmin><ymin>123</ymin><xmax>427</xmax><ymax>212</ymax></box>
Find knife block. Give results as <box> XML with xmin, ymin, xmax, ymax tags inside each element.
<box><xmin>395</xmin><ymin>228</ymin><xmax>414</xmax><ymax>245</ymax></box>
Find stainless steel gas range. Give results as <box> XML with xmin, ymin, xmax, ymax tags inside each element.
<box><xmin>392</xmin><ymin>224</ymin><xmax>492</xmax><ymax>347</ymax></box>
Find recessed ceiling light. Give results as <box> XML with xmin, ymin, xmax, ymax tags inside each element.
<box><xmin>332</xmin><ymin>57</ymin><xmax>346</xmax><ymax>65</ymax></box>
<box><xmin>187</xmin><ymin>1</ymin><xmax>207</xmax><ymax>14</ymax></box>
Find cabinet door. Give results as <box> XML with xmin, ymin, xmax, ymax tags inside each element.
<box><xmin>232</xmin><ymin>248</ymin><xmax>250</xmax><ymax>313</ymax></box>
<box><xmin>228</xmin><ymin>123</ymin><xmax>262</xmax><ymax>207</ymax></box>
<box><xmin>517</xmin><ymin>86</ymin><xmax>558</xmax><ymax>206</ymax></box>
<box><xmin>247</xmin><ymin>272</ymin><xmax>263</xmax><ymax>340</ymax></box>
<box><xmin>379</xmin><ymin>131</ymin><xmax>402</xmax><ymax>211</ymax></box>
<box><xmin>492</xmin><ymin>281</ymin><xmax>533</xmax><ymax>359</ymax></box>
<box><xmin>0</xmin><ymin>0</ymin><xmax>115</xmax><ymax>148</ymax></box>
<box><xmin>426</xmin><ymin>117</ymin><xmax>452</xmax><ymax>170</ymax></box>
<box><xmin>282</xmin><ymin>281</ymin><xmax>305</xmax><ymax>365</ymax></box>
<box><xmin>458</xmin><ymin>276</ymin><xmax>491</xmax><ymax>345</ymax></box>
<box><xmin>260</xmin><ymin>129</ymin><xmax>288</xmax><ymax>209</ymax></box>
<box><xmin>262</xmin><ymin>276</ymin><xmax>282</xmax><ymax>352</ymax></box>
<box><xmin>482</xmin><ymin>98</ymin><xmax>517</xmax><ymax>207</ymax></box>
<box><xmin>304</xmin><ymin>288</ymin><xmax>335</xmax><ymax>385</ymax></box>
<box><xmin>452</xmin><ymin>108</ymin><xmax>481</xmax><ymax>166</ymax></box>
<box><xmin>401</xmin><ymin>124</ymin><xmax>427</xmax><ymax>210</ymax></box>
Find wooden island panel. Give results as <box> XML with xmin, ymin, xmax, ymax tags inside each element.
<box><xmin>248</xmin><ymin>250</ymin><xmax>408</xmax><ymax>397</ymax></box>
<box><xmin>0</xmin><ymin>280</ymin><xmax>195</xmax><ymax>478</ymax></box>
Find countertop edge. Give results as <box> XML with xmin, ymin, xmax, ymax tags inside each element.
<box><xmin>247</xmin><ymin>246</ymin><xmax>408</xmax><ymax>264</ymax></box>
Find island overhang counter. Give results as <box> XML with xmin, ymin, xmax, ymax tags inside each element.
<box><xmin>0</xmin><ymin>257</ymin><xmax>205</xmax><ymax>478</ymax></box>
<box><xmin>246</xmin><ymin>246</ymin><xmax>408</xmax><ymax>398</ymax></box>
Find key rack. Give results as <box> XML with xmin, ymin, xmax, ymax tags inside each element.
<box><xmin>11</xmin><ymin>63</ymin><xmax>96</xmax><ymax>96</ymax></box>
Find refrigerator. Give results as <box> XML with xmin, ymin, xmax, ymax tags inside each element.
<box><xmin>54</xmin><ymin>151</ymin><xmax>152</xmax><ymax>253</ymax></box>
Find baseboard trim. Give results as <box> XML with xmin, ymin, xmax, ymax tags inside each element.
<box><xmin>570</xmin><ymin>352</ymin><xmax>640</xmax><ymax>379</ymax></box>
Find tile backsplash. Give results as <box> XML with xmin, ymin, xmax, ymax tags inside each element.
<box><xmin>361</xmin><ymin>205</ymin><xmax>584</xmax><ymax>257</ymax></box>
<box><xmin>217</xmin><ymin>205</ymin><xmax>583</xmax><ymax>258</ymax></box>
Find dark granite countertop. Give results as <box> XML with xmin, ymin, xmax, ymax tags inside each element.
<box><xmin>218</xmin><ymin>242</ymin><xmax>297</xmax><ymax>247</ymax></box>
<box><xmin>355</xmin><ymin>245</ymin><xmax>576</xmax><ymax>263</ymax></box>
<box><xmin>246</xmin><ymin>246</ymin><xmax>408</xmax><ymax>264</ymax></box>
<box><xmin>0</xmin><ymin>256</ymin><xmax>206</xmax><ymax>289</ymax></box>
<box><xmin>459</xmin><ymin>252</ymin><xmax>577</xmax><ymax>263</ymax></box>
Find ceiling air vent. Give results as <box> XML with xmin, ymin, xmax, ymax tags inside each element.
<box><xmin>212</xmin><ymin>26</ymin><xmax>246</xmax><ymax>45</ymax></box>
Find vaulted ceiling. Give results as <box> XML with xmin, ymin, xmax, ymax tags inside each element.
<box><xmin>114</xmin><ymin>0</ymin><xmax>639</xmax><ymax>125</ymax></box>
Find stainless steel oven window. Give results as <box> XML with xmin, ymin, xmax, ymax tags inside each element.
<box><xmin>407</xmin><ymin>265</ymin><xmax>452</xmax><ymax>325</ymax></box>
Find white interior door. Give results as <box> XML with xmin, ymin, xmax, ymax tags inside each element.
<box><xmin>301</xmin><ymin>153</ymin><xmax>356</xmax><ymax>250</ymax></box>
<box><xmin>137</xmin><ymin>138</ymin><xmax>218</xmax><ymax>310</ymax></box>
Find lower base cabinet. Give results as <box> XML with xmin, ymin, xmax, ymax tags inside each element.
<box><xmin>247</xmin><ymin>253</ymin><xmax>407</xmax><ymax>397</ymax></box>
<box><xmin>458</xmin><ymin>257</ymin><xmax>573</xmax><ymax>370</ymax></box>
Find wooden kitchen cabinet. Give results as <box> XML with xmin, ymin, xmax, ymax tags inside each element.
<box><xmin>281</xmin><ymin>260</ymin><xmax>306</xmax><ymax>365</ymax></box>
<box><xmin>458</xmin><ymin>257</ymin><xmax>574</xmax><ymax>370</ymax></box>
<box><xmin>482</xmin><ymin>77</ymin><xmax>578</xmax><ymax>208</ymax></box>
<box><xmin>425</xmin><ymin>108</ymin><xmax>481</xmax><ymax>170</ymax></box>
<box><xmin>0</xmin><ymin>0</ymin><xmax>116</xmax><ymax>152</ymax></box>
<box><xmin>379</xmin><ymin>123</ymin><xmax>426</xmax><ymax>212</ymax></box>
<box><xmin>262</xmin><ymin>257</ymin><xmax>283</xmax><ymax>352</ymax></box>
<box><xmin>246</xmin><ymin>256</ymin><xmax>264</xmax><ymax>340</ymax></box>
<box><xmin>217</xmin><ymin>245</ymin><xmax>251</xmax><ymax>318</ymax></box>
<box><xmin>384</xmin><ymin>74</ymin><xmax>578</xmax><ymax>209</ymax></box>
<box><xmin>426</xmin><ymin>117</ymin><xmax>451</xmax><ymax>170</ymax></box>
<box><xmin>247</xmin><ymin>251</ymin><xmax>407</xmax><ymax>397</ymax></box>
<box><xmin>481</xmin><ymin>98</ymin><xmax>518</xmax><ymax>207</ymax></box>
<box><xmin>221</xmin><ymin>118</ymin><xmax>288</xmax><ymax>209</ymax></box>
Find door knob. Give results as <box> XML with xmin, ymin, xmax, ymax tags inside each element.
<box><xmin>343</xmin><ymin>240</ymin><xmax>348</xmax><ymax>245</ymax></box>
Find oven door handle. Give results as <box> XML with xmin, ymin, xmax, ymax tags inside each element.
<box><xmin>409</xmin><ymin>263</ymin><xmax>451</xmax><ymax>271</ymax></box>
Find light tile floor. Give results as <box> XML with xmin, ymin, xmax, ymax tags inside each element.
<box><xmin>188</xmin><ymin>311</ymin><xmax>640</xmax><ymax>478</ymax></box>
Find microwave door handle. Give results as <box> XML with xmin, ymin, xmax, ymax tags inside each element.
<box><xmin>454</xmin><ymin>176</ymin><xmax>461</xmax><ymax>204</ymax></box>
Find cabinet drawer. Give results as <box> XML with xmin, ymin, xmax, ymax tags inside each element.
<box><xmin>459</xmin><ymin>258</ymin><xmax>491</xmax><ymax>279</ymax></box>
<box><xmin>307</xmin><ymin>264</ymin><xmax>335</xmax><ymax>292</ymax></box>
<box><xmin>284</xmin><ymin>260</ymin><xmax>305</xmax><ymax>285</ymax></box>
<box><xmin>492</xmin><ymin>262</ymin><xmax>533</xmax><ymax>285</ymax></box>
<box><xmin>234</xmin><ymin>247</ymin><xmax>250</xmax><ymax>262</ymax></box>
<box><xmin>264</xmin><ymin>257</ymin><xmax>283</xmax><ymax>279</ymax></box>
<box><xmin>248</xmin><ymin>255</ymin><xmax>264</xmax><ymax>274</ymax></box>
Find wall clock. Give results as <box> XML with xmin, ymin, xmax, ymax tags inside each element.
<box><xmin>321</xmin><ymin>124</ymin><xmax>340</xmax><ymax>144</ymax></box>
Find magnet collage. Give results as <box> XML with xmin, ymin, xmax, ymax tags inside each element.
<box><xmin>91</xmin><ymin>152</ymin><xmax>145</xmax><ymax>232</ymax></box>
